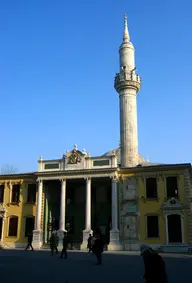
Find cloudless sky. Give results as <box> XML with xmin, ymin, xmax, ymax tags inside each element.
<box><xmin>0</xmin><ymin>0</ymin><xmax>191</xmax><ymax>173</ymax></box>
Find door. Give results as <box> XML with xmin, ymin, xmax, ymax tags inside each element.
<box><xmin>0</xmin><ymin>218</ymin><xmax>2</xmax><ymax>240</ymax></box>
<box><xmin>168</xmin><ymin>214</ymin><xmax>182</xmax><ymax>243</ymax></box>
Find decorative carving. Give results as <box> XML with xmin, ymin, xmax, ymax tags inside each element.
<box><xmin>68</xmin><ymin>149</ymin><xmax>82</xmax><ymax>164</ymax></box>
<box><xmin>162</xmin><ymin>197</ymin><xmax>184</xmax><ymax>211</ymax></box>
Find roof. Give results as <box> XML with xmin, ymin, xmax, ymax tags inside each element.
<box><xmin>102</xmin><ymin>147</ymin><xmax>162</xmax><ymax>166</ymax></box>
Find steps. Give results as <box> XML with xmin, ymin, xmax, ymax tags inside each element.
<box><xmin>160</xmin><ymin>244</ymin><xmax>189</xmax><ymax>253</ymax></box>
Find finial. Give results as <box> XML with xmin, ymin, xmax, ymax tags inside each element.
<box><xmin>74</xmin><ymin>144</ymin><xmax>78</xmax><ymax>151</ymax></box>
<box><xmin>123</xmin><ymin>14</ymin><xmax>130</xmax><ymax>42</ymax></box>
<box><xmin>39</xmin><ymin>156</ymin><xmax>43</xmax><ymax>161</ymax></box>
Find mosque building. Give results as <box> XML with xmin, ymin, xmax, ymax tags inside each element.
<box><xmin>0</xmin><ymin>15</ymin><xmax>192</xmax><ymax>252</ymax></box>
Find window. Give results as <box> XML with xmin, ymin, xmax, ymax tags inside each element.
<box><xmin>0</xmin><ymin>185</ymin><xmax>4</xmax><ymax>203</ymax></box>
<box><xmin>93</xmin><ymin>160</ymin><xmax>110</xmax><ymax>166</ymax></box>
<box><xmin>44</xmin><ymin>163</ymin><xmax>59</xmax><ymax>169</ymax></box>
<box><xmin>147</xmin><ymin>215</ymin><xmax>159</xmax><ymax>238</ymax></box>
<box><xmin>166</xmin><ymin>176</ymin><xmax>178</xmax><ymax>198</ymax></box>
<box><xmin>27</xmin><ymin>184</ymin><xmax>36</xmax><ymax>203</ymax></box>
<box><xmin>11</xmin><ymin>184</ymin><xmax>20</xmax><ymax>203</ymax></box>
<box><xmin>25</xmin><ymin>217</ymin><xmax>35</xmax><ymax>237</ymax></box>
<box><xmin>146</xmin><ymin>178</ymin><xmax>157</xmax><ymax>199</ymax></box>
<box><xmin>8</xmin><ymin>216</ymin><xmax>18</xmax><ymax>236</ymax></box>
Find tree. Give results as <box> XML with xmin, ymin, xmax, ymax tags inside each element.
<box><xmin>0</xmin><ymin>164</ymin><xmax>19</xmax><ymax>175</ymax></box>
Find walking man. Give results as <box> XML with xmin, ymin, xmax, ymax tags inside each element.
<box><xmin>60</xmin><ymin>232</ymin><xmax>69</xmax><ymax>259</ymax></box>
<box><xmin>25</xmin><ymin>232</ymin><xmax>34</xmax><ymax>251</ymax></box>
<box><xmin>92</xmin><ymin>233</ymin><xmax>103</xmax><ymax>265</ymax></box>
<box><xmin>87</xmin><ymin>234</ymin><xmax>93</xmax><ymax>253</ymax></box>
<box><xmin>50</xmin><ymin>231</ymin><xmax>59</xmax><ymax>256</ymax></box>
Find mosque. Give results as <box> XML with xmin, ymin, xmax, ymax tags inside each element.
<box><xmin>0</xmin><ymin>15</ymin><xmax>191</xmax><ymax>252</ymax></box>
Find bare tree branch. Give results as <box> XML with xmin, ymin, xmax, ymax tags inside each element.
<box><xmin>0</xmin><ymin>164</ymin><xmax>19</xmax><ymax>175</ymax></box>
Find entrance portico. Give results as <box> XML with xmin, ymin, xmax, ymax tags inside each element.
<box><xmin>33</xmin><ymin>174</ymin><xmax>121</xmax><ymax>250</ymax></box>
<box><xmin>33</xmin><ymin>146</ymin><xmax>121</xmax><ymax>250</ymax></box>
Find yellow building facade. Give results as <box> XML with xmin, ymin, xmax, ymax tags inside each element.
<box><xmin>0</xmin><ymin>162</ymin><xmax>192</xmax><ymax>252</ymax></box>
<box><xmin>0</xmin><ymin>174</ymin><xmax>36</xmax><ymax>248</ymax></box>
<box><xmin>119</xmin><ymin>164</ymin><xmax>192</xmax><ymax>252</ymax></box>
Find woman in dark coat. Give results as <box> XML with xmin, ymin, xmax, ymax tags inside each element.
<box><xmin>92</xmin><ymin>233</ymin><xmax>103</xmax><ymax>265</ymax></box>
<box><xmin>140</xmin><ymin>244</ymin><xmax>168</xmax><ymax>283</ymax></box>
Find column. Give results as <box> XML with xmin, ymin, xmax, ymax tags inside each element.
<box><xmin>59</xmin><ymin>179</ymin><xmax>66</xmax><ymax>231</ymax></box>
<box><xmin>35</xmin><ymin>179</ymin><xmax>43</xmax><ymax>230</ymax></box>
<box><xmin>85</xmin><ymin>178</ymin><xmax>91</xmax><ymax>231</ymax></box>
<box><xmin>111</xmin><ymin>177</ymin><xmax>118</xmax><ymax>230</ymax></box>
<box><xmin>81</xmin><ymin>178</ymin><xmax>92</xmax><ymax>249</ymax></box>
<box><xmin>33</xmin><ymin>179</ymin><xmax>43</xmax><ymax>249</ymax></box>
<box><xmin>108</xmin><ymin>176</ymin><xmax>122</xmax><ymax>251</ymax></box>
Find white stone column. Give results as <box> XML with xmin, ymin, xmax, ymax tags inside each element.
<box><xmin>108</xmin><ymin>176</ymin><xmax>122</xmax><ymax>251</ymax></box>
<box><xmin>85</xmin><ymin>178</ymin><xmax>91</xmax><ymax>231</ymax></box>
<box><xmin>58</xmin><ymin>179</ymin><xmax>66</xmax><ymax>249</ymax></box>
<box><xmin>33</xmin><ymin>179</ymin><xmax>43</xmax><ymax>249</ymax></box>
<box><xmin>59</xmin><ymin>179</ymin><xmax>66</xmax><ymax>231</ymax></box>
<box><xmin>81</xmin><ymin>178</ymin><xmax>92</xmax><ymax>249</ymax></box>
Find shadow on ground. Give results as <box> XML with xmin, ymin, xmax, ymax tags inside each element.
<box><xmin>0</xmin><ymin>250</ymin><xmax>191</xmax><ymax>283</ymax></box>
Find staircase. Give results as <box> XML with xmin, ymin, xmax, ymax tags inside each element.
<box><xmin>160</xmin><ymin>244</ymin><xmax>189</xmax><ymax>253</ymax></box>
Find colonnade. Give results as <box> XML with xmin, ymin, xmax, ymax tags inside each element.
<box><xmin>33</xmin><ymin>177</ymin><xmax>121</xmax><ymax>250</ymax></box>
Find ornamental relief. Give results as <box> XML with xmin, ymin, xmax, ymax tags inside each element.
<box><xmin>67</xmin><ymin>150</ymin><xmax>82</xmax><ymax>164</ymax></box>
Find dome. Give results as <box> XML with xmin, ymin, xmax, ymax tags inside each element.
<box><xmin>102</xmin><ymin>148</ymin><xmax>162</xmax><ymax>167</ymax></box>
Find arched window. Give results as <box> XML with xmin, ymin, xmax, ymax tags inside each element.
<box><xmin>25</xmin><ymin>216</ymin><xmax>35</xmax><ymax>237</ymax></box>
<box><xmin>8</xmin><ymin>216</ymin><xmax>19</xmax><ymax>237</ymax></box>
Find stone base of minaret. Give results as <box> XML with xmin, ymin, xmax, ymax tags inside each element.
<box><xmin>108</xmin><ymin>229</ymin><xmax>122</xmax><ymax>251</ymax></box>
<box><xmin>80</xmin><ymin>229</ymin><xmax>93</xmax><ymax>250</ymax></box>
<box><xmin>32</xmin><ymin>230</ymin><xmax>43</xmax><ymax>250</ymax></box>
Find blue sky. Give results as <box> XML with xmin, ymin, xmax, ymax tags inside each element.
<box><xmin>0</xmin><ymin>0</ymin><xmax>191</xmax><ymax>173</ymax></box>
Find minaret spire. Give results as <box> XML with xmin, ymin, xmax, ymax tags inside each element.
<box><xmin>115</xmin><ymin>15</ymin><xmax>141</xmax><ymax>168</ymax></box>
<box><xmin>123</xmin><ymin>14</ymin><xmax>130</xmax><ymax>42</ymax></box>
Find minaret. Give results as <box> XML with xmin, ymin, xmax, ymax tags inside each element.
<box><xmin>114</xmin><ymin>14</ymin><xmax>141</xmax><ymax>167</ymax></box>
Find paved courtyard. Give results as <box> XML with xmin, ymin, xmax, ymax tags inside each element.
<box><xmin>0</xmin><ymin>250</ymin><xmax>191</xmax><ymax>283</ymax></box>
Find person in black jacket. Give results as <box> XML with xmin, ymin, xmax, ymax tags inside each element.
<box><xmin>87</xmin><ymin>234</ymin><xmax>93</xmax><ymax>252</ymax></box>
<box><xmin>92</xmin><ymin>233</ymin><xmax>103</xmax><ymax>265</ymax></box>
<box><xmin>60</xmin><ymin>232</ymin><xmax>69</xmax><ymax>259</ymax></box>
<box><xmin>50</xmin><ymin>231</ymin><xmax>59</xmax><ymax>256</ymax></box>
<box><xmin>140</xmin><ymin>244</ymin><xmax>168</xmax><ymax>283</ymax></box>
<box><xmin>25</xmin><ymin>232</ymin><xmax>34</xmax><ymax>251</ymax></box>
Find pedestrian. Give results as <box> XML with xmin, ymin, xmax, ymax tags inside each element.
<box><xmin>50</xmin><ymin>231</ymin><xmax>59</xmax><ymax>256</ymax></box>
<box><xmin>140</xmin><ymin>244</ymin><xmax>168</xmax><ymax>283</ymax></box>
<box><xmin>25</xmin><ymin>232</ymin><xmax>34</xmax><ymax>251</ymax></box>
<box><xmin>60</xmin><ymin>232</ymin><xmax>69</xmax><ymax>259</ymax></box>
<box><xmin>92</xmin><ymin>233</ymin><xmax>103</xmax><ymax>265</ymax></box>
<box><xmin>87</xmin><ymin>234</ymin><xmax>93</xmax><ymax>252</ymax></box>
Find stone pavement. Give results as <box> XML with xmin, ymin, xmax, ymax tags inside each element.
<box><xmin>0</xmin><ymin>250</ymin><xmax>191</xmax><ymax>283</ymax></box>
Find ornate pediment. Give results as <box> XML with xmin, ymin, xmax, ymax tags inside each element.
<box><xmin>162</xmin><ymin>197</ymin><xmax>184</xmax><ymax>211</ymax></box>
<box><xmin>66</xmin><ymin>145</ymin><xmax>87</xmax><ymax>165</ymax></box>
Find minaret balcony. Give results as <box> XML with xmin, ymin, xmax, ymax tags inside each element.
<box><xmin>114</xmin><ymin>71</ymin><xmax>141</xmax><ymax>93</ymax></box>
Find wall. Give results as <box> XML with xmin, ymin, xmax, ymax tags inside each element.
<box><xmin>119</xmin><ymin>166</ymin><xmax>191</xmax><ymax>249</ymax></box>
<box><xmin>0</xmin><ymin>176</ymin><xmax>36</xmax><ymax>247</ymax></box>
